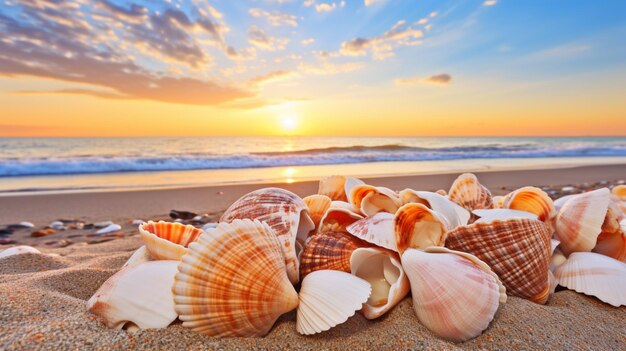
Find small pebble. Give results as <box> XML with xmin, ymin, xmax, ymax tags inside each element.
<box><xmin>201</xmin><ymin>222</ymin><xmax>218</xmax><ymax>231</ymax></box>
<box><xmin>57</xmin><ymin>239</ymin><xmax>73</xmax><ymax>248</ymax></box>
<box><xmin>0</xmin><ymin>238</ymin><xmax>15</xmax><ymax>245</ymax></box>
<box><xmin>94</xmin><ymin>221</ymin><xmax>113</xmax><ymax>228</ymax></box>
<box><xmin>18</xmin><ymin>221</ymin><xmax>35</xmax><ymax>228</ymax></box>
<box><xmin>31</xmin><ymin>229</ymin><xmax>56</xmax><ymax>238</ymax></box>
<box><xmin>561</xmin><ymin>186</ymin><xmax>575</xmax><ymax>192</ymax></box>
<box><xmin>130</xmin><ymin>219</ymin><xmax>144</xmax><ymax>225</ymax></box>
<box><xmin>49</xmin><ymin>221</ymin><xmax>64</xmax><ymax>230</ymax></box>
<box><xmin>95</xmin><ymin>224</ymin><xmax>121</xmax><ymax>235</ymax></box>
<box><xmin>192</xmin><ymin>215</ymin><xmax>203</xmax><ymax>222</ymax></box>
<box><xmin>174</xmin><ymin>219</ymin><xmax>184</xmax><ymax>223</ymax></box>
<box><xmin>217</xmin><ymin>191</ymin><xmax>224</xmax><ymax>195</ymax></box>
<box><xmin>67</xmin><ymin>222</ymin><xmax>84</xmax><ymax>230</ymax></box>
<box><xmin>169</xmin><ymin>210</ymin><xmax>198</xmax><ymax>220</ymax></box>
<box><xmin>0</xmin><ymin>228</ymin><xmax>13</xmax><ymax>236</ymax></box>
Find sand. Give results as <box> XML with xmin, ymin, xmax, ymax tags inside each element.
<box><xmin>1</xmin><ymin>165</ymin><xmax>625</xmax><ymax>350</ymax></box>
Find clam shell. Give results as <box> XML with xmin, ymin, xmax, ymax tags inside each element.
<box><xmin>554</xmin><ymin>252</ymin><xmax>626</xmax><ymax>307</ymax></box>
<box><xmin>394</xmin><ymin>203</ymin><xmax>449</xmax><ymax>254</ymax></box>
<box><xmin>87</xmin><ymin>260</ymin><xmax>178</xmax><ymax>330</ymax></box>
<box><xmin>296</xmin><ymin>270</ymin><xmax>371</xmax><ymax>335</ymax></box>
<box><xmin>473</xmin><ymin>209</ymin><xmax>539</xmax><ymax>223</ymax></box>
<box><xmin>303</xmin><ymin>194</ymin><xmax>332</xmax><ymax>231</ymax></box>
<box><xmin>299</xmin><ymin>231</ymin><xmax>370</xmax><ymax>279</ymax></box>
<box><xmin>346</xmin><ymin>212</ymin><xmax>397</xmax><ymax>251</ymax></box>
<box><xmin>401</xmin><ymin>247</ymin><xmax>506</xmax><ymax>342</ymax></box>
<box><xmin>318</xmin><ymin>175</ymin><xmax>347</xmax><ymax>201</ymax></box>
<box><xmin>173</xmin><ymin>219</ymin><xmax>299</xmax><ymax>337</ymax></box>
<box><xmin>318</xmin><ymin>201</ymin><xmax>364</xmax><ymax>233</ymax></box>
<box><xmin>220</xmin><ymin>187</ymin><xmax>314</xmax><ymax>284</ymax></box>
<box><xmin>445</xmin><ymin>218</ymin><xmax>552</xmax><ymax>304</ymax></box>
<box><xmin>350</xmin><ymin>247</ymin><xmax>410</xmax><ymax>319</ymax></box>
<box><xmin>400</xmin><ymin>189</ymin><xmax>470</xmax><ymax>228</ymax></box>
<box><xmin>502</xmin><ymin>186</ymin><xmax>556</xmax><ymax>223</ymax></box>
<box><xmin>448</xmin><ymin>173</ymin><xmax>494</xmax><ymax>211</ymax></box>
<box><xmin>0</xmin><ymin>245</ymin><xmax>41</xmax><ymax>259</ymax></box>
<box><xmin>139</xmin><ymin>221</ymin><xmax>203</xmax><ymax>261</ymax></box>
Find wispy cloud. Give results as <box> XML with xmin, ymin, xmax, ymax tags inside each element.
<box><xmin>249</xmin><ymin>70</ymin><xmax>298</xmax><ymax>86</ymax></box>
<box><xmin>364</xmin><ymin>0</ymin><xmax>385</xmax><ymax>6</ymax></box>
<box><xmin>339</xmin><ymin>20</ymin><xmax>423</xmax><ymax>59</ymax></box>
<box><xmin>483</xmin><ymin>0</ymin><xmax>497</xmax><ymax>6</ymax></box>
<box><xmin>395</xmin><ymin>73</ymin><xmax>452</xmax><ymax>86</ymax></box>
<box><xmin>301</xmin><ymin>38</ymin><xmax>315</xmax><ymax>46</ymax></box>
<box><xmin>298</xmin><ymin>61</ymin><xmax>364</xmax><ymax>75</ymax></box>
<box><xmin>525</xmin><ymin>43</ymin><xmax>591</xmax><ymax>61</ymax></box>
<box><xmin>248</xmin><ymin>26</ymin><xmax>289</xmax><ymax>51</ymax></box>
<box><xmin>249</xmin><ymin>8</ymin><xmax>298</xmax><ymax>27</ymax></box>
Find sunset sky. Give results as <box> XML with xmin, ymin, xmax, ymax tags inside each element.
<box><xmin>0</xmin><ymin>0</ymin><xmax>625</xmax><ymax>136</ymax></box>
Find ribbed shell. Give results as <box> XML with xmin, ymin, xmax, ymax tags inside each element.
<box><xmin>318</xmin><ymin>201</ymin><xmax>364</xmax><ymax>234</ymax></box>
<box><xmin>318</xmin><ymin>175</ymin><xmax>347</xmax><ymax>201</ymax></box>
<box><xmin>173</xmin><ymin>219</ymin><xmax>299</xmax><ymax>337</ymax></box>
<box><xmin>220</xmin><ymin>187</ymin><xmax>314</xmax><ymax>284</ymax></box>
<box><xmin>448</xmin><ymin>173</ymin><xmax>494</xmax><ymax>211</ymax></box>
<box><xmin>360</xmin><ymin>187</ymin><xmax>402</xmax><ymax>217</ymax></box>
<box><xmin>394</xmin><ymin>203</ymin><xmax>448</xmax><ymax>254</ymax></box>
<box><xmin>346</xmin><ymin>212</ymin><xmax>397</xmax><ymax>251</ymax></box>
<box><xmin>299</xmin><ymin>231</ymin><xmax>370</xmax><ymax>279</ymax></box>
<box><xmin>446</xmin><ymin>218</ymin><xmax>552</xmax><ymax>304</ymax></box>
<box><xmin>401</xmin><ymin>247</ymin><xmax>506</xmax><ymax>342</ymax></box>
<box><xmin>502</xmin><ymin>186</ymin><xmax>556</xmax><ymax>223</ymax></box>
<box><xmin>554</xmin><ymin>252</ymin><xmax>626</xmax><ymax>307</ymax></box>
<box><xmin>303</xmin><ymin>194</ymin><xmax>332</xmax><ymax>230</ymax></box>
<box><xmin>400</xmin><ymin>189</ymin><xmax>470</xmax><ymax>228</ymax></box>
<box><xmin>139</xmin><ymin>221</ymin><xmax>204</xmax><ymax>261</ymax></box>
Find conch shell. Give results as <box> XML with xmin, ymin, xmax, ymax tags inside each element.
<box><xmin>448</xmin><ymin>173</ymin><xmax>494</xmax><ymax>212</ymax></box>
<box><xmin>138</xmin><ymin>221</ymin><xmax>203</xmax><ymax>261</ymax></box>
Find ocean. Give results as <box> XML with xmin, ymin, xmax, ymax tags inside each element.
<box><xmin>0</xmin><ymin>136</ymin><xmax>625</xmax><ymax>194</ymax></box>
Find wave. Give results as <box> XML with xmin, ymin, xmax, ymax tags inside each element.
<box><xmin>1</xmin><ymin>143</ymin><xmax>625</xmax><ymax>177</ymax></box>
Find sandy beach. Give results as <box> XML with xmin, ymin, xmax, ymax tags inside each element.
<box><xmin>1</xmin><ymin>164</ymin><xmax>625</xmax><ymax>350</ymax></box>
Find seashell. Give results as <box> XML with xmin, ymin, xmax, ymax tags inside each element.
<box><xmin>299</xmin><ymin>231</ymin><xmax>370</xmax><ymax>279</ymax></box>
<box><xmin>318</xmin><ymin>201</ymin><xmax>364</xmax><ymax>233</ymax></box>
<box><xmin>318</xmin><ymin>175</ymin><xmax>347</xmax><ymax>201</ymax></box>
<box><xmin>50</xmin><ymin>221</ymin><xmax>64</xmax><ymax>230</ymax></box>
<box><xmin>492</xmin><ymin>195</ymin><xmax>505</xmax><ymax>208</ymax></box>
<box><xmin>435</xmin><ymin>189</ymin><xmax>447</xmax><ymax>196</ymax></box>
<box><xmin>18</xmin><ymin>221</ymin><xmax>35</xmax><ymax>228</ymax></box>
<box><xmin>473</xmin><ymin>209</ymin><xmax>538</xmax><ymax>223</ymax></box>
<box><xmin>550</xmin><ymin>245</ymin><xmax>567</xmax><ymax>272</ymax></box>
<box><xmin>502</xmin><ymin>186</ymin><xmax>556</xmax><ymax>223</ymax></box>
<box><xmin>448</xmin><ymin>173</ymin><xmax>494</xmax><ymax>212</ymax></box>
<box><xmin>200</xmin><ymin>222</ymin><xmax>218</xmax><ymax>231</ymax></box>
<box><xmin>87</xmin><ymin>260</ymin><xmax>178</xmax><ymax>330</ymax></box>
<box><xmin>94</xmin><ymin>221</ymin><xmax>113</xmax><ymax>228</ymax></box>
<box><xmin>350</xmin><ymin>247</ymin><xmax>410</xmax><ymax>319</ymax></box>
<box><xmin>401</xmin><ymin>246</ymin><xmax>506</xmax><ymax>342</ymax></box>
<box><xmin>220</xmin><ymin>187</ymin><xmax>315</xmax><ymax>284</ymax></box>
<box><xmin>173</xmin><ymin>219</ymin><xmax>299</xmax><ymax>337</ymax></box>
<box><xmin>446</xmin><ymin>218</ymin><xmax>552</xmax><ymax>304</ymax></box>
<box><xmin>394</xmin><ymin>203</ymin><xmax>449</xmax><ymax>254</ymax></box>
<box><xmin>122</xmin><ymin>245</ymin><xmax>152</xmax><ymax>269</ymax></box>
<box><xmin>303</xmin><ymin>194</ymin><xmax>332</xmax><ymax>230</ymax></box>
<box><xmin>296</xmin><ymin>270</ymin><xmax>371</xmax><ymax>335</ymax></box>
<box><xmin>0</xmin><ymin>245</ymin><xmax>41</xmax><ymax>259</ymax></box>
<box><xmin>349</xmin><ymin>184</ymin><xmax>401</xmax><ymax>217</ymax></box>
<box><xmin>400</xmin><ymin>189</ymin><xmax>470</xmax><ymax>228</ymax></box>
<box><xmin>554</xmin><ymin>252</ymin><xmax>626</xmax><ymax>307</ymax></box>
<box><xmin>591</xmin><ymin>204</ymin><xmax>626</xmax><ymax>261</ymax></box>
<box><xmin>553</xmin><ymin>194</ymin><xmax>577</xmax><ymax>213</ymax></box>
<box><xmin>344</xmin><ymin>177</ymin><xmax>366</xmax><ymax>204</ymax></box>
<box><xmin>138</xmin><ymin>221</ymin><xmax>203</xmax><ymax>261</ymax></box>
<box><xmin>612</xmin><ymin>184</ymin><xmax>626</xmax><ymax>201</ymax></box>
<box><xmin>96</xmin><ymin>224</ymin><xmax>121</xmax><ymax>235</ymax></box>
<box><xmin>346</xmin><ymin>212</ymin><xmax>397</xmax><ymax>251</ymax></box>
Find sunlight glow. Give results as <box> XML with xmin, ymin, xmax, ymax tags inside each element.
<box><xmin>280</xmin><ymin>116</ymin><xmax>298</xmax><ymax>134</ymax></box>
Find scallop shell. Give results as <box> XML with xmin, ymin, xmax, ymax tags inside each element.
<box><xmin>445</xmin><ymin>218</ymin><xmax>552</xmax><ymax>304</ymax></box>
<box><xmin>318</xmin><ymin>201</ymin><xmax>364</xmax><ymax>233</ymax></box>
<box><xmin>400</xmin><ymin>189</ymin><xmax>470</xmax><ymax>228</ymax></box>
<box><xmin>401</xmin><ymin>247</ymin><xmax>506</xmax><ymax>342</ymax></box>
<box><xmin>346</xmin><ymin>212</ymin><xmax>397</xmax><ymax>251</ymax></box>
<box><xmin>296</xmin><ymin>270</ymin><xmax>371</xmax><ymax>335</ymax></box>
<box><xmin>555</xmin><ymin>188</ymin><xmax>610</xmax><ymax>256</ymax></box>
<box><xmin>220</xmin><ymin>187</ymin><xmax>315</xmax><ymax>284</ymax></box>
<box><xmin>318</xmin><ymin>175</ymin><xmax>347</xmax><ymax>201</ymax></box>
<box><xmin>502</xmin><ymin>186</ymin><xmax>556</xmax><ymax>223</ymax></box>
<box><xmin>303</xmin><ymin>194</ymin><xmax>332</xmax><ymax>230</ymax></box>
<box><xmin>473</xmin><ymin>209</ymin><xmax>539</xmax><ymax>223</ymax></box>
<box><xmin>299</xmin><ymin>231</ymin><xmax>370</xmax><ymax>279</ymax></box>
<box><xmin>87</xmin><ymin>260</ymin><xmax>178</xmax><ymax>330</ymax></box>
<box><xmin>448</xmin><ymin>173</ymin><xmax>494</xmax><ymax>211</ymax></box>
<box><xmin>554</xmin><ymin>252</ymin><xmax>626</xmax><ymax>307</ymax></box>
<box><xmin>0</xmin><ymin>245</ymin><xmax>41</xmax><ymax>259</ymax></box>
<box><xmin>138</xmin><ymin>221</ymin><xmax>204</xmax><ymax>261</ymax></box>
<box><xmin>173</xmin><ymin>219</ymin><xmax>299</xmax><ymax>337</ymax></box>
<box><xmin>350</xmin><ymin>247</ymin><xmax>410</xmax><ymax>319</ymax></box>
<box><xmin>394</xmin><ymin>203</ymin><xmax>449</xmax><ymax>254</ymax></box>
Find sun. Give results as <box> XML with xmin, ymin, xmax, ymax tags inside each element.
<box><xmin>280</xmin><ymin>116</ymin><xmax>298</xmax><ymax>134</ymax></box>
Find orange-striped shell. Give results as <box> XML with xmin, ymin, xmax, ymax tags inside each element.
<box><xmin>303</xmin><ymin>194</ymin><xmax>332</xmax><ymax>231</ymax></box>
<box><xmin>220</xmin><ymin>187</ymin><xmax>314</xmax><ymax>284</ymax></box>
<box><xmin>592</xmin><ymin>204</ymin><xmax>626</xmax><ymax>261</ymax></box>
<box><xmin>349</xmin><ymin>184</ymin><xmax>401</xmax><ymax>216</ymax></box>
<box><xmin>138</xmin><ymin>221</ymin><xmax>204</xmax><ymax>261</ymax></box>
<box><xmin>394</xmin><ymin>203</ymin><xmax>449</xmax><ymax>254</ymax></box>
<box><xmin>318</xmin><ymin>201</ymin><xmax>364</xmax><ymax>233</ymax></box>
<box><xmin>448</xmin><ymin>173</ymin><xmax>494</xmax><ymax>211</ymax></box>
<box><xmin>318</xmin><ymin>175</ymin><xmax>347</xmax><ymax>201</ymax></box>
<box><xmin>446</xmin><ymin>218</ymin><xmax>552</xmax><ymax>304</ymax></box>
<box><xmin>173</xmin><ymin>219</ymin><xmax>299</xmax><ymax>337</ymax></box>
<box><xmin>299</xmin><ymin>231</ymin><xmax>370</xmax><ymax>279</ymax></box>
<box><xmin>502</xmin><ymin>186</ymin><xmax>556</xmax><ymax>223</ymax></box>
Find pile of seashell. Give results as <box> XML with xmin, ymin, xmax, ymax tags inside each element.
<box><xmin>87</xmin><ymin>174</ymin><xmax>626</xmax><ymax>342</ymax></box>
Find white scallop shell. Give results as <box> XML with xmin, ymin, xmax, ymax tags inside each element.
<box><xmin>346</xmin><ymin>212</ymin><xmax>397</xmax><ymax>251</ymax></box>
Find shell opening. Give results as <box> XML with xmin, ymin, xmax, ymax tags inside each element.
<box><xmin>351</xmin><ymin>249</ymin><xmax>399</xmax><ymax>307</ymax></box>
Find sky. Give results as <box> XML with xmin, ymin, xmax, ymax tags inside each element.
<box><xmin>0</xmin><ymin>0</ymin><xmax>625</xmax><ymax>137</ymax></box>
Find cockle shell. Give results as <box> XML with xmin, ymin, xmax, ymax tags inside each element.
<box><xmin>350</xmin><ymin>247</ymin><xmax>410</xmax><ymax>319</ymax></box>
<box><xmin>394</xmin><ymin>203</ymin><xmax>449</xmax><ymax>254</ymax></box>
<box><xmin>138</xmin><ymin>221</ymin><xmax>204</xmax><ymax>261</ymax></box>
<box><xmin>0</xmin><ymin>245</ymin><xmax>41</xmax><ymax>259</ymax></box>
<box><xmin>299</xmin><ymin>231</ymin><xmax>370</xmax><ymax>279</ymax></box>
<box><xmin>502</xmin><ymin>186</ymin><xmax>556</xmax><ymax>223</ymax></box>
<box><xmin>448</xmin><ymin>173</ymin><xmax>494</xmax><ymax>211</ymax></box>
<box><xmin>220</xmin><ymin>187</ymin><xmax>315</xmax><ymax>284</ymax></box>
<box><xmin>318</xmin><ymin>175</ymin><xmax>347</xmax><ymax>201</ymax></box>
<box><xmin>303</xmin><ymin>194</ymin><xmax>332</xmax><ymax>230</ymax></box>
<box><xmin>296</xmin><ymin>270</ymin><xmax>371</xmax><ymax>335</ymax></box>
<box><xmin>346</xmin><ymin>212</ymin><xmax>397</xmax><ymax>251</ymax></box>
<box><xmin>318</xmin><ymin>201</ymin><xmax>364</xmax><ymax>233</ymax></box>
<box><xmin>87</xmin><ymin>260</ymin><xmax>178</xmax><ymax>330</ymax></box>
<box><xmin>446</xmin><ymin>218</ymin><xmax>552</xmax><ymax>304</ymax></box>
<box><xmin>401</xmin><ymin>247</ymin><xmax>506</xmax><ymax>342</ymax></box>
<box><xmin>399</xmin><ymin>189</ymin><xmax>470</xmax><ymax>228</ymax></box>
<box><xmin>554</xmin><ymin>252</ymin><xmax>626</xmax><ymax>307</ymax></box>
<box><xmin>473</xmin><ymin>209</ymin><xmax>539</xmax><ymax>223</ymax></box>
<box><xmin>173</xmin><ymin>219</ymin><xmax>299</xmax><ymax>337</ymax></box>
<box><xmin>350</xmin><ymin>185</ymin><xmax>402</xmax><ymax>217</ymax></box>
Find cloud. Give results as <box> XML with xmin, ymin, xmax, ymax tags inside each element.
<box><xmin>315</xmin><ymin>3</ymin><xmax>336</xmax><ymax>12</ymax></box>
<box><xmin>249</xmin><ymin>70</ymin><xmax>298</xmax><ymax>86</ymax></box>
<box><xmin>364</xmin><ymin>0</ymin><xmax>385</xmax><ymax>6</ymax></box>
<box><xmin>525</xmin><ymin>43</ymin><xmax>591</xmax><ymax>61</ymax></box>
<box><xmin>483</xmin><ymin>0</ymin><xmax>497</xmax><ymax>6</ymax></box>
<box><xmin>301</xmin><ymin>38</ymin><xmax>315</xmax><ymax>46</ymax></box>
<box><xmin>298</xmin><ymin>61</ymin><xmax>364</xmax><ymax>75</ymax></box>
<box><xmin>395</xmin><ymin>73</ymin><xmax>452</xmax><ymax>86</ymax></box>
<box><xmin>339</xmin><ymin>20</ymin><xmax>423</xmax><ymax>59</ymax></box>
<box><xmin>248</xmin><ymin>8</ymin><xmax>298</xmax><ymax>27</ymax></box>
<box><xmin>248</xmin><ymin>26</ymin><xmax>289</xmax><ymax>51</ymax></box>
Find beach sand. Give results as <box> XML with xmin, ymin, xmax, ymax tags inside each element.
<box><xmin>1</xmin><ymin>164</ymin><xmax>625</xmax><ymax>350</ymax></box>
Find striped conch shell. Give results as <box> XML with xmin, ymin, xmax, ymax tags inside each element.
<box><xmin>349</xmin><ymin>184</ymin><xmax>402</xmax><ymax>217</ymax></box>
<box><xmin>401</xmin><ymin>246</ymin><xmax>506</xmax><ymax>342</ymax></box>
<box><xmin>318</xmin><ymin>175</ymin><xmax>347</xmax><ymax>201</ymax></box>
<box><xmin>303</xmin><ymin>194</ymin><xmax>332</xmax><ymax>231</ymax></box>
<box><xmin>220</xmin><ymin>187</ymin><xmax>315</xmax><ymax>284</ymax></box>
<box><xmin>173</xmin><ymin>219</ymin><xmax>299</xmax><ymax>337</ymax></box>
<box><xmin>394</xmin><ymin>203</ymin><xmax>449</xmax><ymax>254</ymax></box>
<box><xmin>138</xmin><ymin>221</ymin><xmax>204</xmax><ymax>261</ymax></box>
<box><xmin>448</xmin><ymin>173</ymin><xmax>494</xmax><ymax>212</ymax></box>
<box><xmin>502</xmin><ymin>186</ymin><xmax>556</xmax><ymax>225</ymax></box>
<box><xmin>87</xmin><ymin>260</ymin><xmax>178</xmax><ymax>330</ymax></box>
<box><xmin>399</xmin><ymin>189</ymin><xmax>470</xmax><ymax>228</ymax></box>
<box><xmin>296</xmin><ymin>270</ymin><xmax>371</xmax><ymax>335</ymax></box>
<box><xmin>299</xmin><ymin>231</ymin><xmax>370</xmax><ymax>279</ymax></box>
<box><xmin>554</xmin><ymin>252</ymin><xmax>626</xmax><ymax>307</ymax></box>
<box><xmin>445</xmin><ymin>218</ymin><xmax>552</xmax><ymax>304</ymax></box>
<box><xmin>350</xmin><ymin>247</ymin><xmax>410</xmax><ymax>319</ymax></box>
<box><xmin>346</xmin><ymin>212</ymin><xmax>397</xmax><ymax>252</ymax></box>
<box><xmin>318</xmin><ymin>201</ymin><xmax>364</xmax><ymax>233</ymax></box>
